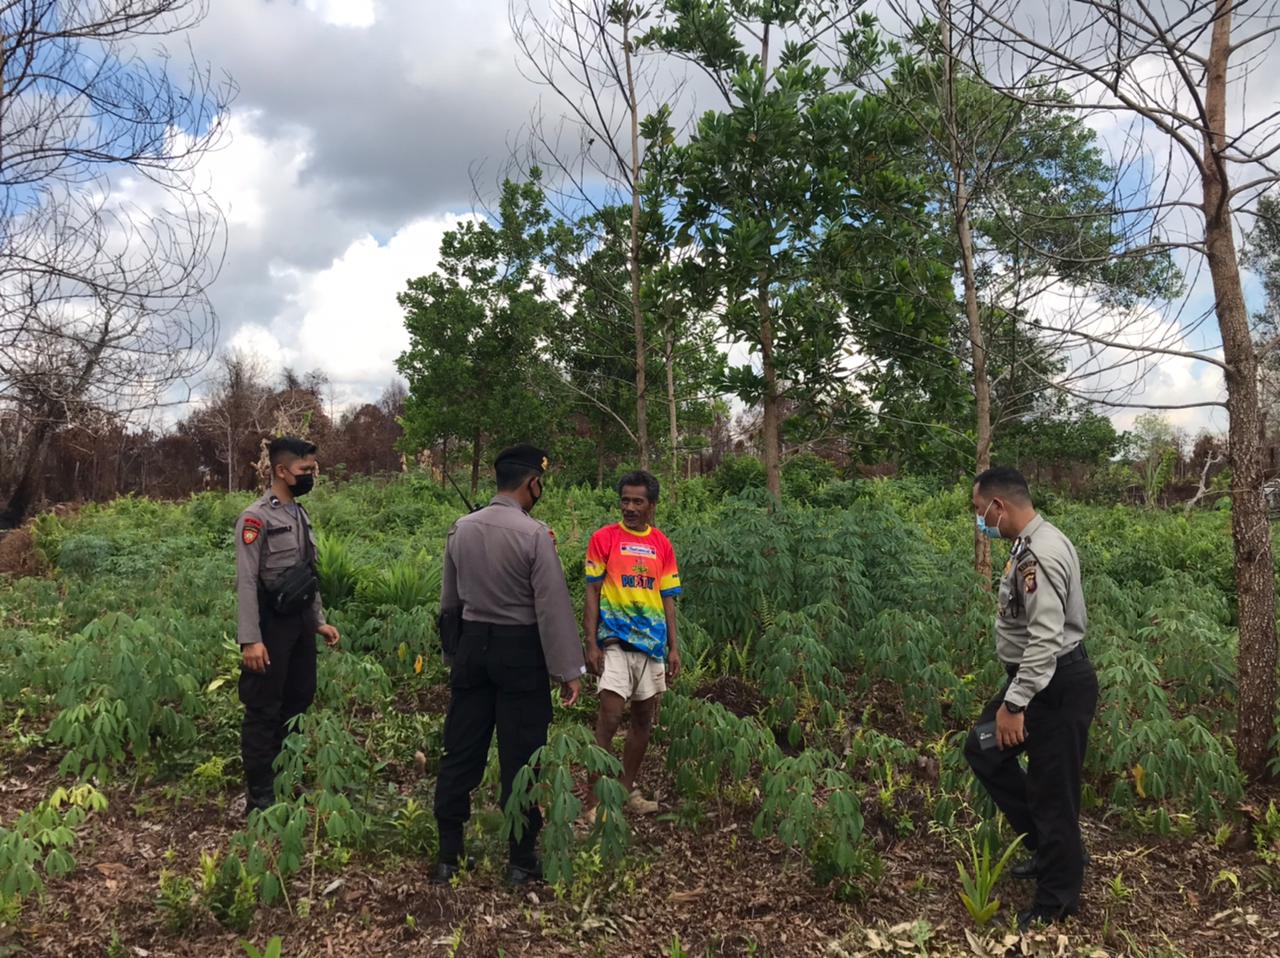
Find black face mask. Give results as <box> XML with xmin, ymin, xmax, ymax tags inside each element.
<box><xmin>528</xmin><ymin>476</ymin><xmax>543</xmax><ymax>510</ymax></box>
<box><xmin>288</xmin><ymin>472</ymin><xmax>315</xmax><ymax>497</ymax></box>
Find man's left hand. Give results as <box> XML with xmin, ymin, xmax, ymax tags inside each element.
<box><xmin>996</xmin><ymin>704</ymin><xmax>1026</xmax><ymax>749</ymax></box>
<box><xmin>666</xmin><ymin>649</ymin><xmax>682</xmax><ymax>682</ymax></box>
<box><xmin>318</xmin><ymin>624</ymin><xmax>341</xmax><ymax>648</ymax></box>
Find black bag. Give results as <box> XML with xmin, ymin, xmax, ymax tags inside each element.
<box><xmin>438</xmin><ymin>606</ymin><xmax>462</xmax><ymax>658</ymax></box>
<box><xmin>265</xmin><ymin>509</ymin><xmax>319</xmax><ymax>616</ymax></box>
<box><xmin>268</xmin><ymin>560</ymin><xmax>319</xmax><ymax>616</ymax></box>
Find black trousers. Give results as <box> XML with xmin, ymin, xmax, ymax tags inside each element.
<box><xmin>964</xmin><ymin>656</ymin><xmax>1099</xmax><ymax>912</ymax></box>
<box><xmin>239</xmin><ymin>611</ymin><xmax>317</xmax><ymax>807</ymax></box>
<box><xmin>433</xmin><ymin>622</ymin><xmax>552</xmax><ymax>869</ymax></box>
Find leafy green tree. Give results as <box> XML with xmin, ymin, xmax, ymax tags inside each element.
<box><xmin>646</xmin><ymin>2</ymin><xmax>955</xmax><ymax>498</ymax></box>
<box><xmin>1244</xmin><ymin>191</ymin><xmax>1280</xmax><ymax>429</ymax></box>
<box><xmin>1124</xmin><ymin>412</ymin><xmax>1182</xmax><ymax>507</ymax></box>
<box><xmin>1000</xmin><ymin>409</ymin><xmax>1120</xmax><ymax>479</ymax></box>
<box><xmin>396</xmin><ymin>177</ymin><xmax>569</xmax><ymax>493</ymax></box>
<box><xmin>872</xmin><ymin>7</ymin><xmax>1180</xmax><ymax>573</ymax></box>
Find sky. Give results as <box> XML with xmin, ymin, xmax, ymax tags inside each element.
<box><xmin>161</xmin><ymin>0</ymin><xmax>1278</xmax><ymax>438</ymax></box>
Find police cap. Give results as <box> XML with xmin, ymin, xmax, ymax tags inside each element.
<box><xmin>494</xmin><ymin>444</ymin><xmax>550</xmax><ymax>474</ymax></box>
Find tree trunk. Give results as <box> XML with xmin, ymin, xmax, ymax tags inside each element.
<box><xmin>226</xmin><ymin>421</ymin><xmax>234</xmax><ymax>492</ymax></box>
<box><xmin>759</xmin><ymin>278</ymin><xmax>782</xmax><ymax>499</ymax></box>
<box><xmin>0</xmin><ymin>419</ymin><xmax>53</xmax><ymax>528</ymax></box>
<box><xmin>665</xmin><ymin>314</ymin><xmax>678</xmax><ymax>480</ymax></box>
<box><xmin>1204</xmin><ymin>2</ymin><xmax>1277</xmax><ymax>780</ymax></box>
<box><xmin>941</xmin><ymin>1</ymin><xmax>993</xmax><ymax>585</ymax></box>
<box><xmin>470</xmin><ymin>429</ymin><xmax>481</xmax><ymax>498</ymax></box>
<box><xmin>623</xmin><ymin>17</ymin><xmax>649</xmax><ymax>469</ymax></box>
<box><xmin>440</xmin><ymin>436</ymin><xmax>448</xmax><ymax>488</ymax></box>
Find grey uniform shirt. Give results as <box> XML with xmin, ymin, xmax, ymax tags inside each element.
<box><xmin>235</xmin><ymin>493</ymin><xmax>326</xmax><ymax>645</ymax></box>
<box><xmin>439</xmin><ymin>495</ymin><xmax>586</xmax><ymax>683</ymax></box>
<box><xmin>995</xmin><ymin>513</ymin><xmax>1087</xmax><ymax>708</ymax></box>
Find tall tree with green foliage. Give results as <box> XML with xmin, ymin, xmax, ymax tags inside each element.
<box><xmin>958</xmin><ymin>0</ymin><xmax>1280</xmax><ymax>778</ymax></box>
<box><xmin>1244</xmin><ymin>191</ymin><xmax>1280</xmax><ymax>429</ymax></box>
<box><xmin>646</xmin><ymin>1</ymin><xmax>956</xmax><ymax>498</ymax></box>
<box><xmin>396</xmin><ymin>177</ymin><xmax>569</xmax><ymax>494</ymax></box>
<box><xmin>871</xmin><ymin>4</ymin><xmax>1180</xmax><ymax>575</ymax></box>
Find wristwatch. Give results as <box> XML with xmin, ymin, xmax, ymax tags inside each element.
<box><xmin>1004</xmin><ymin>701</ymin><xmax>1025</xmax><ymax>715</ymax></box>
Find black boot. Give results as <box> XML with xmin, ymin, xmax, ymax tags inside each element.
<box><xmin>430</xmin><ymin>856</ymin><xmax>476</xmax><ymax>886</ymax></box>
<box><xmin>505</xmin><ymin>859</ymin><xmax>543</xmax><ymax>888</ymax></box>
<box><xmin>1018</xmin><ymin>904</ymin><xmax>1075</xmax><ymax>932</ymax></box>
<box><xmin>1010</xmin><ymin>845</ymin><xmax>1091</xmax><ymax>881</ymax></box>
<box><xmin>245</xmin><ymin>783</ymin><xmax>275</xmax><ymax>819</ymax></box>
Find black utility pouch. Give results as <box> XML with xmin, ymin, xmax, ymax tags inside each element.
<box><xmin>438</xmin><ymin>606</ymin><xmax>462</xmax><ymax>658</ymax></box>
<box><xmin>268</xmin><ymin>561</ymin><xmax>319</xmax><ymax>615</ymax></box>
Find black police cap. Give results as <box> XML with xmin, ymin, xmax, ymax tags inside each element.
<box><xmin>494</xmin><ymin>444</ymin><xmax>550</xmax><ymax>474</ymax></box>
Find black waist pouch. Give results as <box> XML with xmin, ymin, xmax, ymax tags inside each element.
<box><xmin>267</xmin><ymin>561</ymin><xmax>318</xmax><ymax>616</ymax></box>
<box><xmin>438</xmin><ymin>606</ymin><xmax>462</xmax><ymax>658</ymax></box>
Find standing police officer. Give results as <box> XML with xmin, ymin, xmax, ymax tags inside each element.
<box><xmin>964</xmin><ymin>466</ymin><xmax>1097</xmax><ymax>931</ymax></box>
<box><xmin>235</xmin><ymin>436</ymin><xmax>341</xmax><ymax>815</ymax></box>
<box><xmin>432</xmin><ymin>445</ymin><xmax>585</xmax><ymax>887</ymax></box>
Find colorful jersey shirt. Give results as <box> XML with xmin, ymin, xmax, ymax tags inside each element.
<box><xmin>584</xmin><ymin>523</ymin><xmax>682</xmax><ymax>659</ymax></box>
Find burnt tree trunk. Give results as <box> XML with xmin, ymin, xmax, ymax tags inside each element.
<box><xmin>1204</xmin><ymin>2</ymin><xmax>1277</xmax><ymax>779</ymax></box>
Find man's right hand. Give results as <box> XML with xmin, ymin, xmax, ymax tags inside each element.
<box><xmin>585</xmin><ymin>643</ymin><xmax>603</xmax><ymax>677</ymax></box>
<box><xmin>560</xmin><ymin>678</ymin><xmax>581</xmax><ymax>708</ymax></box>
<box><xmin>242</xmin><ymin>642</ymin><xmax>271</xmax><ymax>673</ymax></box>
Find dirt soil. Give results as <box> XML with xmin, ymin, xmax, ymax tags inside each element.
<box><xmin>5</xmin><ymin>734</ymin><xmax>1280</xmax><ymax>958</ymax></box>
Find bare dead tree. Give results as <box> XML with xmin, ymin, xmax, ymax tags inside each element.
<box><xmin>0</xmin><ymin>0</ymin><xmax>232</xmax><ymax>526</ymax></box>
<box><xmin>511</xmin><ymin>0</ymin><xmax>695</xmax><ymax>470</ymax></box>
<box><xmin>952</xmin><ymin>0</ymin><xmax>1280</xmax><ymax>778</ymax></box>
<box><xmin>193</xmin><ymin>350</ymin><xmax>318</xmax><ymax>493</ymax></box>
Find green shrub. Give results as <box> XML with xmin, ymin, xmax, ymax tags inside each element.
<box><xmin>711</xmin><ymin>454</ymin><xmax>766</xmax><ymax>497</ymax></box>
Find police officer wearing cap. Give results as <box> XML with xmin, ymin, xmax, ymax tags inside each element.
<box><xmin>965</xmin><ymin>466</ymin><xmax>1097</xmax><ymax>931</ymax></box>
<box><xmin>432</xmin><ymin>444</ymin><xmax>586</xmax><ymax>887</ymax></box>
<box><xmin>235</xmin><ymin>436</ymin><xmax>341</xmax><ymax>815</ymax></box>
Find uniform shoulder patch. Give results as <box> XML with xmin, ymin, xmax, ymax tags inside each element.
<box><xmin>1021</xmin><ymin>563</ymin><xmax>1038</xmax><ymax>594</ymax></box>
<box><xmin>242</xmin><ymin>516</ymin><xmax>262</xmax><ymax>545</ymax></box>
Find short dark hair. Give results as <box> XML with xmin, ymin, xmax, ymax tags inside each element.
<box><xmin>496</xmin><ymin>460</ymin><xmax>540</xmax><ymax>491</ymax></box>
<box><xmin>975</xmin><ymin>466</ymin><xmax>1031</xmax><ymax>505</ymax></box>
<box><xmin>617</xmin><ymin>470</ymin><xmax>660</xmax><ymax>503</ymax></box>
<box><xmin>269</xmin><ymin>436</ymin><xmax>317</xmax><ymax>469</ymax></box>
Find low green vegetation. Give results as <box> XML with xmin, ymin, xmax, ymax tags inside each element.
<box><xmin>0</xmin><ymin>474</ymin><xmax>1269</xmax><ymax>949</ymax></box>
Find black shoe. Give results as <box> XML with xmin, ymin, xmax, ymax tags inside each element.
<box><xmin>1010</xmin><ymin>853</ymin><xmax>1040</xmax><ymax>880</ymax></box>
<box><xmin>430</xmin><ymin>862</ymin><xmax>460</xmax><ymax>885</ymax></box>
<box><xmin>1017</xmin><ymin>905</ymin><xmax>1074</xmax><ymax>933</ymax></box>
<box><xmin>245</xmin><ymin>788</ymin><xmax>274</xmax><ymax>818</ymax></box>
<box><xmin>505</xmin><ymin>861</ymin><xmax>543</xmax><ymax>888</ymax></box>
<box><xmin>429</xmin><ymin>857</ymin><xmax>476</xmax><ymax>885</ymax></box>
<box><xmin>1010</xmin><ymin>846</ymin><xmax>1092</xmax><ymax>881</ymax></box>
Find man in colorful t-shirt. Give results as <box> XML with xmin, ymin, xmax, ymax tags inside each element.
<box><xmin>583</xmin><ymin>470</ymin><xmax>681</xmax><ymax>816</ymax></box>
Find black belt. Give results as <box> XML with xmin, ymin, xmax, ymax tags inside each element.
<box><xmin>461</xmin><ymin>620</ymin><xmax>539</xmax><ymax>640</ymax></box>
<box><xmin>1005</xmin><ymin>643</ymin><xmax>1087</xmax><ymax>678</ymax></box>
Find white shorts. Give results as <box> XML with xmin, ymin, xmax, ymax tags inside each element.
<box><xmin>599</xmin><ymin>644</ymin><xmax>666</xmax><ymax>702</ymax></box>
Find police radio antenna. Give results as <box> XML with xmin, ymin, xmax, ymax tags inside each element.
<box><xmin>446</xmin><ymin>472</ymin><xmax>480</xmax><ymax>513</ymax></box>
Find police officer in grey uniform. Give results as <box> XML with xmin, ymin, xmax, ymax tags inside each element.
<box><xmin>432</xmin><ymin>444</ymin><xmax>585</xmax><ymax>887</ymax></box>
<box><xmin>964</xmin><ymin>466</ymin><xmax>1097</xmax><ymax>931</ymax></box>
<box><xmin>235</xmin><ymin>437</ymin><xmax>341</xmax><ymax>814</ymax></box>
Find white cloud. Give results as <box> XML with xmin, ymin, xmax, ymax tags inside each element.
<box><xmin>304</xmin><ymin>0</ymin><xmax>377</xmax><ymax>29</ymax></box>
<box><xmin>225</xmin><ymin>324</ymin><xmax>296</xmax><ymax>382</ymax></box>
<box><xmin>1024</xmin><ymin>287</ymin><xmax>1228</xmax><ymax>436</ymax></box>
<box><xmin>269</xmin><ymin>213</ymin><xmax>479</xmax><ymax>397</ymax></box>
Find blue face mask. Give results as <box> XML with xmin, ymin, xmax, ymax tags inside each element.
<box><xmin>976</xmin><ymin>502</ymin><xmax>1003</xmax><ymax>539</ymax></box>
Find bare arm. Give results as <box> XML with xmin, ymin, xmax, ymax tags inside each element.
<box><xmin>584</xmin><ymin>579</ymin><xmax>604</xmax><ymax>676</ymax></box>
<box><xmin>663</xmin><ymin>593</ymin><xmax>680</xmax><ymax>680</ymax></box>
